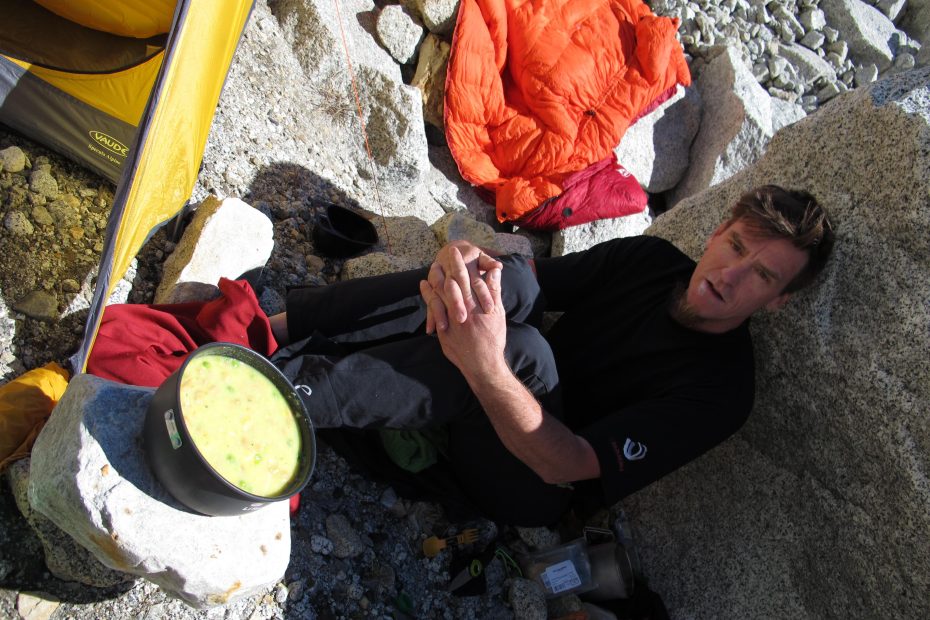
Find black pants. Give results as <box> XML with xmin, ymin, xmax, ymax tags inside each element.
<box><xmin>271</xmin><ymin>255</ymin><xmax>574</xmax><ymax>525</ymax></box>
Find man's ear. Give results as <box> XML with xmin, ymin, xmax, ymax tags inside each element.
<box><xmin>764</xmin><ymin>292</ymin><xmax>792</xmax><ymax>311</ymax></box>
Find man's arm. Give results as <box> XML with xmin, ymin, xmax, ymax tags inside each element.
<box><xmin>460</xmin><ymin>353</ymin><xmax>601</xmax><ymax>484</ymax></box>
<box><xmin>419</xmin><ymin>250</ymin><xmax>599</xmax><ymax>484</ymax></box>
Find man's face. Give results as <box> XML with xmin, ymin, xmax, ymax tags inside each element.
<box><xmin>679</xmin><ymin>218</ymin><xmax>809</xmax><ymax>333</ymax></box>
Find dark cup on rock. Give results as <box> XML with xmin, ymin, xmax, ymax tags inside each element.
<box><xmin>312</xmin><ymin>203</ymin><xmax>378</xmax><ymax>258</ymax></box>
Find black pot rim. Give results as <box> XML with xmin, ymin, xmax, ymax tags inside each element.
<box><xmin>168</xmin><ymin>342</ymin><xmax>315</xmax><ymax>502</ymax></box>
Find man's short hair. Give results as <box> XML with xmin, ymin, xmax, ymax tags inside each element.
<box><xmin>730</xmin><ymin>185</ymin><xmax>835</xmax><ymax>293</ymax></box>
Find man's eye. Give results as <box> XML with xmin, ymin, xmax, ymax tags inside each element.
<box><xmin>730</xmin><ymin>241</ymin><xmax>743</xmax><ymax>254</ymax></box>
<box><xmin>756</xmin><ymin>268</ymin><xmax>771</xmax><ymax>282</ymax></box>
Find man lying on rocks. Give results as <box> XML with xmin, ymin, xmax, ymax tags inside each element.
<box><xmin>268</xmin><ymin>185</ymin><xmax>835</xmax><ymax>526</ymax></box>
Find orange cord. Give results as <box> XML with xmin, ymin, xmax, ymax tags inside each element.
<box><xmin>331</xmin><ymin>0</ymin><xmax>392</xmax><ymax>254</ymax></box>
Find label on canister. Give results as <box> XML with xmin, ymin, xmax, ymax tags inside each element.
<box><xmin>541</xmin><ymin>560</ymin><xmax>582</xmax><ymax>594</ymax></box>
<box><xmin>163</xmin><ymin>410</ymin><xmax>182</xmax><ymax>449</ymax></box>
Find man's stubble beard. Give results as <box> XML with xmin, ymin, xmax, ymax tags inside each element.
<box><xmin>668</xmin><ymin>281</ymin><xmax>703</xmax><ymax>330</ymax></box>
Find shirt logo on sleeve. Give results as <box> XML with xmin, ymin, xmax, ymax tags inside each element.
<box><xmin>623</xmin><ymin>438</ymin><xmax>648</xmax><ymax>461</ymax></box>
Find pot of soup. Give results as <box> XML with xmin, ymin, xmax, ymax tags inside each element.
<box><xmin>144</xmin><ymin>342</ymin><xmax>316</xmax><ymax>516</ymax></box>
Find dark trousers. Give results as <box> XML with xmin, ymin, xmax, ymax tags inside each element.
<box><xmin>271</xmin><ymin>255</ymin><xmax>574</xmax><ymax>525</ymax></box>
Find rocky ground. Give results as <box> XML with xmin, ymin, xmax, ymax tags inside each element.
<box><xmin>1</xmin><ymin>0</ymin><xmax>927</xmax><ymax>618</ymax></box>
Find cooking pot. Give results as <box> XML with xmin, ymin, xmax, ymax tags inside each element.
<box><xmin>143</xmin><ymin>342</ymin><xmax>316</xmax><ymax>516</ymax></box>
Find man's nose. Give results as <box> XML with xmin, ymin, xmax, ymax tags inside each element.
<box><xmin>720</xmin><ymin>261</ymin><xmax>751</xmax><ymax>285</ymax></box>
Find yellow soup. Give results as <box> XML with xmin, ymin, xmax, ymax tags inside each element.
<box><xmin>179</xmin><ymin>354</ymin><xmax>302</xmax><ymax>497</ymax></box>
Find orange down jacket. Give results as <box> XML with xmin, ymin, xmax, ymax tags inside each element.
<box><xmin>444</xmin><ymin>0</ymin><xmax>691</xmax><ymax>224</ymax></box>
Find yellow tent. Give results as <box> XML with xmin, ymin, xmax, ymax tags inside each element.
<box><xmin>1</xmin><ymin>0</ymin><xmax>254</xmax><ymax>369</ymax></box>
<box><xmin>0</xmin><ymin>0</ymin><xmax>254</xmax><ymax>465</ymax></box>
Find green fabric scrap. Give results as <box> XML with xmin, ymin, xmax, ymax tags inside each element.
<box><xmin>379</xmin><ymin>427</ymin><xmax>449</xmax><ymax>473</ymax></box>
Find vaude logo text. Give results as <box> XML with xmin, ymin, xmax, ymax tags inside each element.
<box><xmin>623</xmin><ymin>438</ymin><xmax>647</xmax><ymax>461</ymax></box>
<box><xmin>89</xmin><ymin>131</ymin><xmax>128</xmax><ymax>157</ymax></box>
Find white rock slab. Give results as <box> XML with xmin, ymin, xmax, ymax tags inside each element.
<box><xmin>493</xmin><ymin>232</ymin><xmax>533</xmax><ymax>257</ymax></box>
<box><xmin>415</xmin><ymin>0</ymin><xmax>459</xmax><ymax>34</ymax></box>
<box><xmin>551</xmin><ymin>210</ymin><xmax>653</xmax><ymax>256</ymax></box>
<box><xmin>900</xmin><ymin>1</ymin><xmax>930</xmax><ymax>50</ymax></box>
<box><xmin>376</xmin><ymin>4</ymin><xmax>424</xmax><ymax>65</ymax></box>
<box><xmin>430</xmin><ymin>211</ymin><xmax>496</xmax><ymax>248</ymax></box>
<box><xmin>154</xmin><ymin>196</ymin><xmax>273</xmax><ymax>304</ymax></box>
<box><xmin>614</xmin><ymin>85</ymin><xmax>702</xmax><ymax>193</ymax></box>
<box><xmin>669</xmin><ymin>47</ymin><xmax>805</xmax><ymax>208</ymax></box>
<box><xmin>821</xmin><ymin>0</ymin><xmax>899</xmax><ymax>70</ymax></box>
<box><xmin>28</xmin><ymin>374</ymin><xmax>292</xmax><ymax>609</ymax></box>
<box><xmin>778</xmin><ymin>42</ymin><xmax>836</xmax><ymax>87</ymax></box>
<box><xmin>7</xmin><ymin>459</ymin><xmax>133</xmax><ymax>587</ymax></box>
<box><xmin>371</xmin><ymin>215</ymin><xmax>442</xmax><ymax>266</ymax></box>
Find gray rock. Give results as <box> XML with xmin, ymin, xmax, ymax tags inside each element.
<box><xmin>209</xmin><ymin>0</ymin><xmax>443</xmax><ymax>222</ymax></box>
<box><xmin>855</xmin><ymin>63</ymin><xmax>880</xmax><ymax>86</ymax></box>
<box><xmin>899</xmin><ymin>0</ymin><xmax>930</xmax><ymax>51</ymax></box>
<box><xmin>799</xmin><ymin>30</ymin><xmax>826</xmax><ymax>50</ymax></box>
<box><xmin>28</xmin><ymin>170</ymin><xmax>58</xmax><ymax>198</ymax></box>
<box><xmin>636</xmin><ymin>66</ymin><xmax>930</xmax><ymax>620</ymax></box>
<box><xmin>15</xmin><ymin>592</ymin><xmax>59</xmax><ymax>620</ymax></box>
<box><xmin>411</xmin><ymin>33</ymin><xmax>451</xmax><ymax>130</ymax></box>
<box><xmin>547</xmin><ymin>596</ymin><xmax>586</xmax><ymax>620</ymax></box>
<box><xmin>424</xmin><ymin>145</ymin><xmax>491</xmax><ymax>220</ymax></box>
<box><xmin>894</xmin><ymin>52</ymin><xmax>916</xmax><ymax>70</ymax></box>
<box><xmin>551</xmin><ymin>211</ymin><xmax>653</xmax><ymax>256</ymax></box>
<box><xmin>876</xmin><ymin>0</ymin><xmax>907</xmax><ymax>21</ymax></box>
<box><xmin>325</xmin><ymin>513</ymin><xmax>367</xmax><ymax>559</ymax></box>
<box><xmin>414</xmin><ymin>0</ymin><xmax>459</xmax><ymax>34</ymax></box>
<box><xmin>430</xmin><ymin>211</ymin><xmax>496</xmax><ymax>248</ymax></box>
<box><xmin>362</xmin><ymin>560</ymin><xmax>396</xmax><ymax>597</ymax></box>
<box><xmin>375</xmin><ymin>4</ymin><xmax>424</xmax><ymax>65</ymax></box>
<box><xmin>60</xmin><ymin>278</ymin><xmax>80</xmax><ymax>293</ymax></box>
<box><xmin>155</xmin><ymin>196</ymin><xmax>274</xmax><ymax>304</ymax></box>
<box><xmin>799</xmin><ymin>8</ymin><xmax>827</xmax><ymax>31</ymax></box>
<box><xmin>771</xmin><ymin>97</ymin><xmax>808</xmax><ymax>130</ymax></box>
<box><xmin>773</xmin><ymin>6</ymin><xmax>805</xmax><ymax>41</ymax></box>
<box><xmin>670</xmin><ymin>47</ymin><xmax>801</xmax><ymax>207</ymax></box>
<box><xmin>778</xmin><ymin>42</ymin><xmax>836</xmax><ymax>87</ymax></box>
<box><xmin>47</xmin><ymin>197</ymin><xmax>82</xmax><ymax>230</ymax></box>
<box><xmin>614</xmin><ymin>86</ymin><xmax>702</xmax><ymax>193</ymax></box>
<box><xmin>13</xmin><ymin>291</ymin><xmax>57</xmax><ymax>321</ymax></box>
<box><xmin>4</xmin><ymin>210</ymin><xmax>33</xmax><ymax>236</ymax></box>
<box><xmin>30</xmin><ymin>206</ymin><xmax>53</xmax><ymax>227</ymax></box>
<box><xmin>28</xmin><ymin>374</ymin><xmax>292</xmax><ymax>609</ymax></box>
<box><xmin>310</xmin><ymin>534</ymin><xmax>334</xmax><ymax>555</ymax></box>
<box><xmin>821</xmin><ymin>0</ymin><xmax>899</xmax><ymax>69</ymax></box>
<box><xmin>493</xmin><ymin>232</ymin><xmax>534</xmax><ymax>257</ymax></box>
<box><xmin>274</xmin><ymin>0</ymin><xmax>400</xmax><ymax>93</ymax></box>
<box><xmin>514</xmin><ymin>526</ymin><xmax>562</xmax><ymax>551</ymax></box>
<box><xmin>816</xmin><ymin>80</ymin><xmax>843</xmax><ymax>101</ymax></box>
<box><xmin>508</xmin><ymin>578</ymin><xmax>547</xmax><ymax>620</ymax></box>
<box><xmin>7</xmin><ymin>460</ymin><xmax>132</xmax><ymax>587</ymax></box>
<box><xmin>372</xmin><ymin>215</ymin><xmax>441</xmax><ymax>266</ymax></box>
<box><xmin>0</xmin><ymin>145</ymin><xmax>26</xmax><ymax>173</ymax></box>
<box><xmin>342</xmin><ymin>252</ymin><xmax>424</xmax><ymax>280</ymax></box>
<box><xmin>826</xmin><ymin>38</ymin><xmax>850</xmax><ymax>60</ymax></box>
<box><xmin>752</xmin><ymin>61</ymin><xmax>771</xmax><ymax>82</ymax></box>
<box><xmin>355</xmin><ymin>66</ymin><xmax>430</xmax><ymax>190</ymax></box>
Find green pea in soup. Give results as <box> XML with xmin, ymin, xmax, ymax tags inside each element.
<box><xmin>179</xmin><ymin>354</ymin><xmax>302</xmax><ymax>497</ymax></box>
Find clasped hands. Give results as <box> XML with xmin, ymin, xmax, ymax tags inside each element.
<box><xmin>418</xmin><ymin>240</ymin><xmax>506</xmax><ymax>376</ymax></box>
